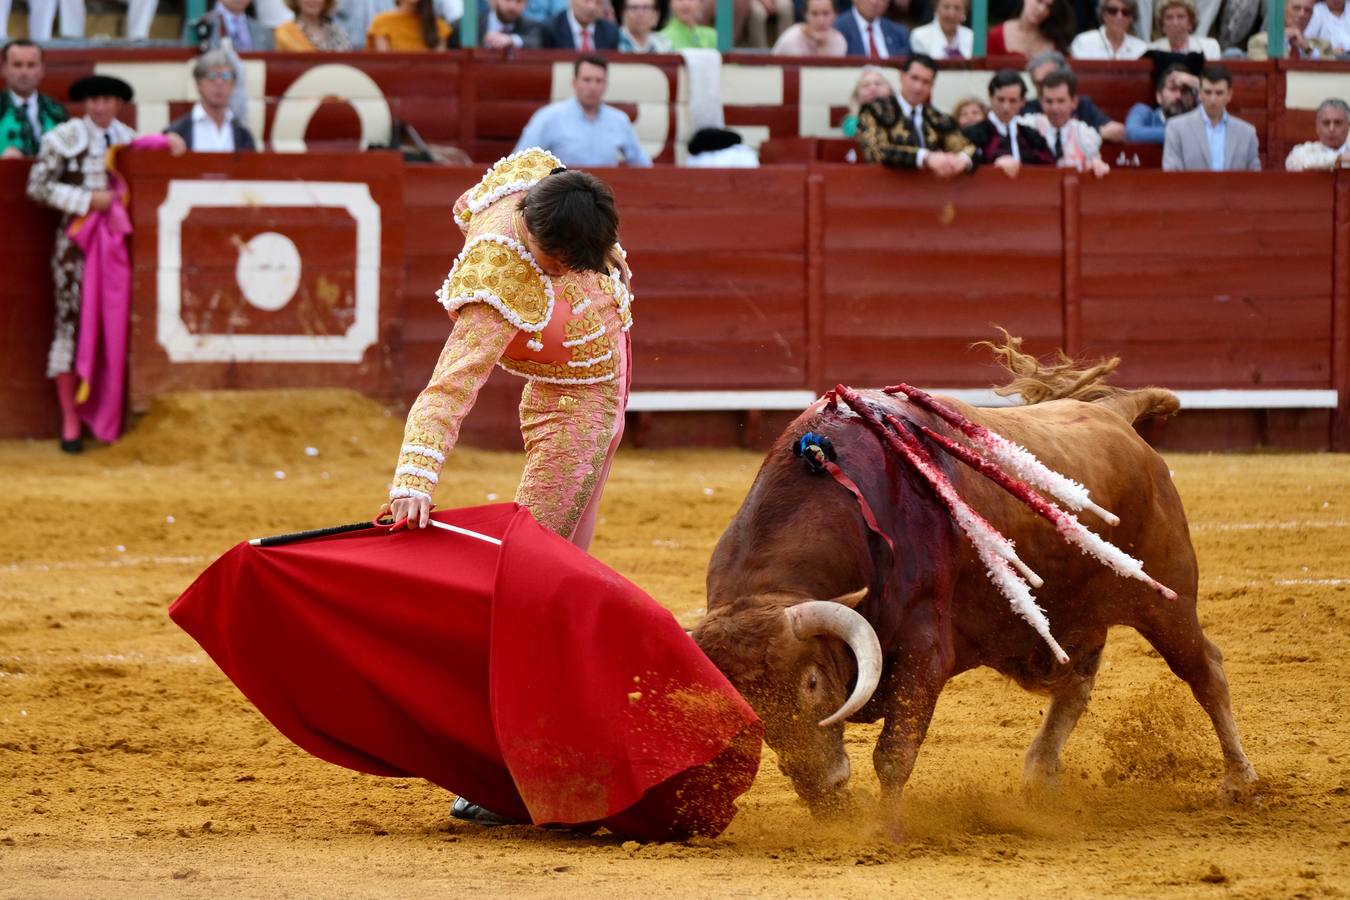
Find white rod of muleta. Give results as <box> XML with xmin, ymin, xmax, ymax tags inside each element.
<box><xmin>428</xmin><ymin>520</ymin><xmax>503</xmax><ymax>546</ymax></box>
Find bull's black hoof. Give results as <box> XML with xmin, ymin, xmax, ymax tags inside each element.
<box><xmin>450</xmin><ymin>795</ymin><xmax>519</xmax><ymax>827</ymax></box>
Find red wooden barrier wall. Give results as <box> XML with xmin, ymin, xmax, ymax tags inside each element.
<box><xmin>1</xmin><ymin>156</ymin><xmax>1345</xmax><ymax>449</ymax></box>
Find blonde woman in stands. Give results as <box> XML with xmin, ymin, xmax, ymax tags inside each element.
<box><xmin>368</xmin><ymin>0</ymin><xmax>452</xmax><ymax>49</ymax></box>
<box><xmin>841</xmin><ymin>65</ymin><xmax>894</xmax><ymax>138</ymax></box>
<box><xmin>1147</xmin><ymin>0</ymin><xmax>1219</xmax><ymax>58</ymax></box>
<box><xmin>772</xmin><ymin>0</ymin><xmax>847</xmax><ymax>55</ymax></box>
<box><xmin>1070</xmin><ymin>0</ymin><xmax>1146</xmax><ymax>57</ymax></box>
<box><xmin>910</xmin><ymin>0</ymin><xmax>974</xmax><ymax>58</ymax></box>
<box><xmin>275</xmin><ymin>0</ymin><xmax>354</xmax><ymax>49</ymax></box>
<box><xmin>951</xmin><ymin>94</ymin><xmax>988</xmax><ymax>127</ymax></box>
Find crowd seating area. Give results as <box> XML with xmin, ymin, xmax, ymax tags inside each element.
<box><xmin>16</xmin><ymin>49</ymin><xmax>1350</xmax><ymax>166</ymax></box>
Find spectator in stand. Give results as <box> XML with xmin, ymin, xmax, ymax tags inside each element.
<box><xmin>619</xmin><ymin>0</ymin><xmax>674</xmax><ymax>51</ymax></box>
<box><xmin>986</xmin><ymin>0</ymin><xmax>1075</xmax><ymax>58</ymax></box>
<box><xmin>745</xmin><ymin>0</ymin><xmax>796</xmax><ymax>49</ymax></box>
<box><xmin>1286</xmin><ymin>98</ymin><xmax>1350</xmax><ymax>170</ymax></box>
<box><xmin>855</xmin><ymin>53</ymin><xmax>976</xmax><ymax>177</ymax></box>
<box><xmin>1307</xmin><ymin>0</ymin><xmax>1350</xmax><ymax>54</ymax></box>
<box><xmin>166</xmin><ymin>51</ymin><xmax>258</xmax><ymax>152</ymax></box>
<box><xmin>1163</xmin><ymin>65</ymin><xmax>1259</xmax><ymax>170</ymax></box>
<box><xmin>185</xmin><ymin>0</ymin><xmax>277</xmax><ymax>50</ymax></box>
<box><xmin>1022</xmin><ymin>69</ymin><xmax>1112</xmax><ymax>175</ymax></box>
<box><xmin>659</xmin><ymin>0</ymin><xmax>718</xmax><ymax>48</ymax></box>
<box><xmin>454</xmin><ymin>0</ymin><xmax>547</xmax><ymax>47</ymax></box>
<box><xmin>910</xmin><ymin>0</ymin><xmax>974</xmax><ymax>58</ymax></box>
<box><xmin>1070</xmin><ymin>0</ymin><xmax>1147</xmax><ymax>57</ymax></box>
<box><xmin>526</xmin><ymin>0</ymin><xmax>571</xmax><ymax>23</ymax></box>
<box><xmin>0</xmin><ymin>40</ymin><xmax>67</xmax><ymax>159</ymax></box>
<box><xmin>274</xmin><ymin>0</ymin><xmax>354</xmax><ymax>49</ymax></box>
<box><xmin>546</xmin><ymin>0</ymin><xmax>621</xmax><ymax>48</ymax></box>
<box><xmin>1024</xmin><ymin>52</ymin><xmax>1126</xmax><ymax>141</ymax></box>
<box><xmin>368</xmin><ymin>0</ymin><xmax>452</xmax><ymax>47</ymax></box>
<box><xmin>951</xmin><ymin>94</ymin><xmax>988</xmax><ymax>126</ymax></box>
<box><xmin>836</xmin><ymin>0</ymin><xmax>911</xmax><ymax>57</ymax></box>
<box><xmin>1124</xmin><ymin>62</ymin><xmax>1198</xmax><ymax>142</ymax></box>
<box><xmin>23</xmin><ymin>0</ymin><xmax>85</xmax><ymax>40</ymax></box>
<box><xmin>515</xmin><ymin>56</ymin><xmax>652</xmax><ymax>166</ymax></box>
<box><xmin>773</xmin><ymin>0</ymin><xmax>847</xmax><ymax>55</ymax></box>
<box><xmin>1248</xmin><ymin>0</ymin><xmax>1329</xmax><ymax>57</ymax></box>
<box><xmin>841</xmin><ymin>65</ymin><xmax>894</xmax><ymax>137</ymax></box>
<box><xmin>962</xmin><ymin>69</ymin><xmax>1056</xmax><ymax>177</ymax></box>
<box><xmin>1147</xmin><ymin>0</ymin><xmax>1220</xmax><ymax>59</ymax></box>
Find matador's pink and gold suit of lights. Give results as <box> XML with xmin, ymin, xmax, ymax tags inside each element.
<box><xmin>388</xmin><ymin>149</ymin><xmax>634</xmax><ymax>550</ymax></box>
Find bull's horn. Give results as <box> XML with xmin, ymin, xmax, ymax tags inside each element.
<box><xmin>785</xmin><ymin>600</ymin><xmax>883</xmax><ymax>729</ymax></box>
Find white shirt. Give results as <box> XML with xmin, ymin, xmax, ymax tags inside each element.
<box><xmin>1285</xmin><ymin>139</ymin><xmax>1350</xmax><ymax>171</ymax></box>
<box><xmin>909</xmin><ymin>20</ymin><xmax>973</xmax><ymax>58</ymax></box>
<box><xmin>567</xmin><ymin>5</ymin><xmax>596</xmax><ymax>49</ymax></box>
<box><xmin>190</xmin><ymin>103</ymin><xmax>236</xmax><ymax>152</ymax></box>
<box><xmin>1147</xmin><ymin>34</ymin><xmax>1222</xmax><ymax>59</ymax></box>
<box><xmin>1070</xmin><ymin>27</ymin><xmax>1148</xmax><ymax>59</ymax></box>
<box><xmin>897</xmin><ymin>95</ymin><xmax>929</xmax><ymax>164</ymax></box>
<box><xmin>851</xmin><ymin>8</ymin><xmax>888</xmax><ymax>57</ymax></box>
<box><xmin>987</xmin><ymin>110</ymin><xmax>1022</xmax><ymax>162</ymax></box>
<box><xmin>1308</xmin><ymin>1</ymin><xmax>1350</xmax><ymax>50</ymax></box>
<box><xmin>9</xmin><ymin>90</ymin><xmax>41</xmax><ymax>137</ymax></box>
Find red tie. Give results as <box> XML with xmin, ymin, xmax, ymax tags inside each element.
<box><xmin>580</xmin><ymin>27</ymin><xmax>592</xmax><ymax>51</ymax></box>
<box><xmin>868</xmin><ymin>25</ymin><xmax>880</xmax><ymax>58</ymax></box>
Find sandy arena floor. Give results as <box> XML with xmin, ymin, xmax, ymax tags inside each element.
<box><xmin>1</xmin><ymin>390</ymin><xmax>1348</xmax><ymax>899</ymax></box>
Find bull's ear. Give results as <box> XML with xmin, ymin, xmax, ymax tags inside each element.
<box><xmin>829</xmin><ymin>587</ymin><xmax>868</xmax><ymax>609</ymax></box>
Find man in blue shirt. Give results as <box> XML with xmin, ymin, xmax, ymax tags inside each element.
<box><xmin>515</xmin><ymin>56</ymin><xmax>652</xmax><ymax>167</ymax></box>
<box><xmin>1125</xmin><ymin>63</ymin><xmax>1198</xmax><ymax>144</ymax></box>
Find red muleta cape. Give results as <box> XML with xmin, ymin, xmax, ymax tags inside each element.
<box><xmin>169</xmin><ymin>503</ymin><xmax>762</xmax><ymax>840</ymax></box>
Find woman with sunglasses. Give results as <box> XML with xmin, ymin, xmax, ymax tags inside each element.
<box><xmin>1070</xmin><ymin>0</ymin><xmax>1147</xmax><ymax>57</ymax></box>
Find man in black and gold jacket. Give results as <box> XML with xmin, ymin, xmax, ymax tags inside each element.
<box><xmin>856</xmin><ymin>54</ymin><xmax>975</xmax><ymax>178</ymax></box>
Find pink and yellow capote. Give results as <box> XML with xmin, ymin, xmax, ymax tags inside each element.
<box><xmin>388</xmin><ymin>150</ymin><xmax>634</xmax><ymax>549</ymax></box>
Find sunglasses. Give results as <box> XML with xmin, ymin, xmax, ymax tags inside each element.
<box><xmin>625</xmin><ymin>3</ymin><xmax>657</xmax><ymax>8</ymax></box>
<box><xmin>202</xmin><ymin>70</ymin><xmax>236</xmax><ymax>82</ymax></box>
<box><xmin>1102</xmin><ymin>5</ymin><xmax>1133</xmax><ymax>14</ymax></box>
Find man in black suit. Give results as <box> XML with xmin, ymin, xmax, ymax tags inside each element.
<box><xmin>856</xmin><ymin>54</ymin><xmax>974</xmax><ymax>177</ymax></box>
<box><xmin>962</xmin><ymin>69</ymin><xmax>1055</xmax><ymax>178</ymax></box>
<box><xmin>543</xmin><ymin>0</ymin><xmax>620</xmax><ymax>49</ymax></box>
<box><xmin>455</xmin><ymin>0</ymin><xmax>548</xmax><ymax>48</ymax></box>
<box><xmin>165</xmin><ymin>50</ymin><xmax>258</xmax><ymax>152</ymax></box>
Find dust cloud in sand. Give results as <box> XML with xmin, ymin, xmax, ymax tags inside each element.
<box><xmin>1</xmin><ymin>390</ymin><xmax>1348</xmax><ymax>898</ymax></box>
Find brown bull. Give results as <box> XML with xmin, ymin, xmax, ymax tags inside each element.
<box><xmin>691</xmin><ymin>357</ymin><xmax>1258</xmax><ymax>839</ymax></box>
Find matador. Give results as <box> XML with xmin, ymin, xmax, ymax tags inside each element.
<box><xmin>385</xmin><ymin>148</ymin><xmax>634</xmax><ymax>552</ymax></box>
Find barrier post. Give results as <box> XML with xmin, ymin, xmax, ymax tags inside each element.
<box><xmin>1061</xmin><ymin>172</ymin><xmax>1081</xmax><ymax>358</ymax></box>
<box><xmin>806</xmin><ymin>168</ymin><xmax>826</xmax><ymax>392</ymax></box>
<box><xmin>972</xmin><ymin>0</ymin><xmax>988</xmax><ymax>57</ymax></box>
<box><xmin>1267</xmin><ymin>0</ymin><xmax>1284</xmax><ymax>58</ymax></box>
<box><xmin>462</xmin><ymin>0</ymin><xmax>479</xmax><ymax>47</ymax></box>
<box><xmin>1333</xmin><ymin>170</ymin><xmax>1350</xmax><ymax>449</ymax></box>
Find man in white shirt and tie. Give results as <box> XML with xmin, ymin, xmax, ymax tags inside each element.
<box><xmin>0</xmin><ymin>40</ymin><xmax>68</xmax><ymax>159</ymax></box>
<box><xmin>1022</xmin><ymin>69</ymin><xmax>1111</xmax><ymax>178</ymax></box>
<box><xmin>836</xmin><ymin>0</ymin><xmax>911</xmax><ymax>57</ymax></box>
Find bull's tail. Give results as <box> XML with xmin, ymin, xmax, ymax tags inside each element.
<box><xmin>979</xmin><ymin>329</ymin><xmax>1179</xmax><ymax>424</ymax></box>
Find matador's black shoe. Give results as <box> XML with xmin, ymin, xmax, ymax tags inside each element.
<box><xmin>450</xmin><ymin>795</ymin><xmax>520</xmax><ymax>827</ymax></box>
<box><xmin>59</xmin><ymin>437</ymin><xmax>83</xmax><ymax>454</ymax></box>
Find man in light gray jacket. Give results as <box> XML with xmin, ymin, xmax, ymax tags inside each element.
<box><xmin>1163</xmin><ymin>65</ymin><xmax>1260</xmax><ymax>172</ymax></box>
